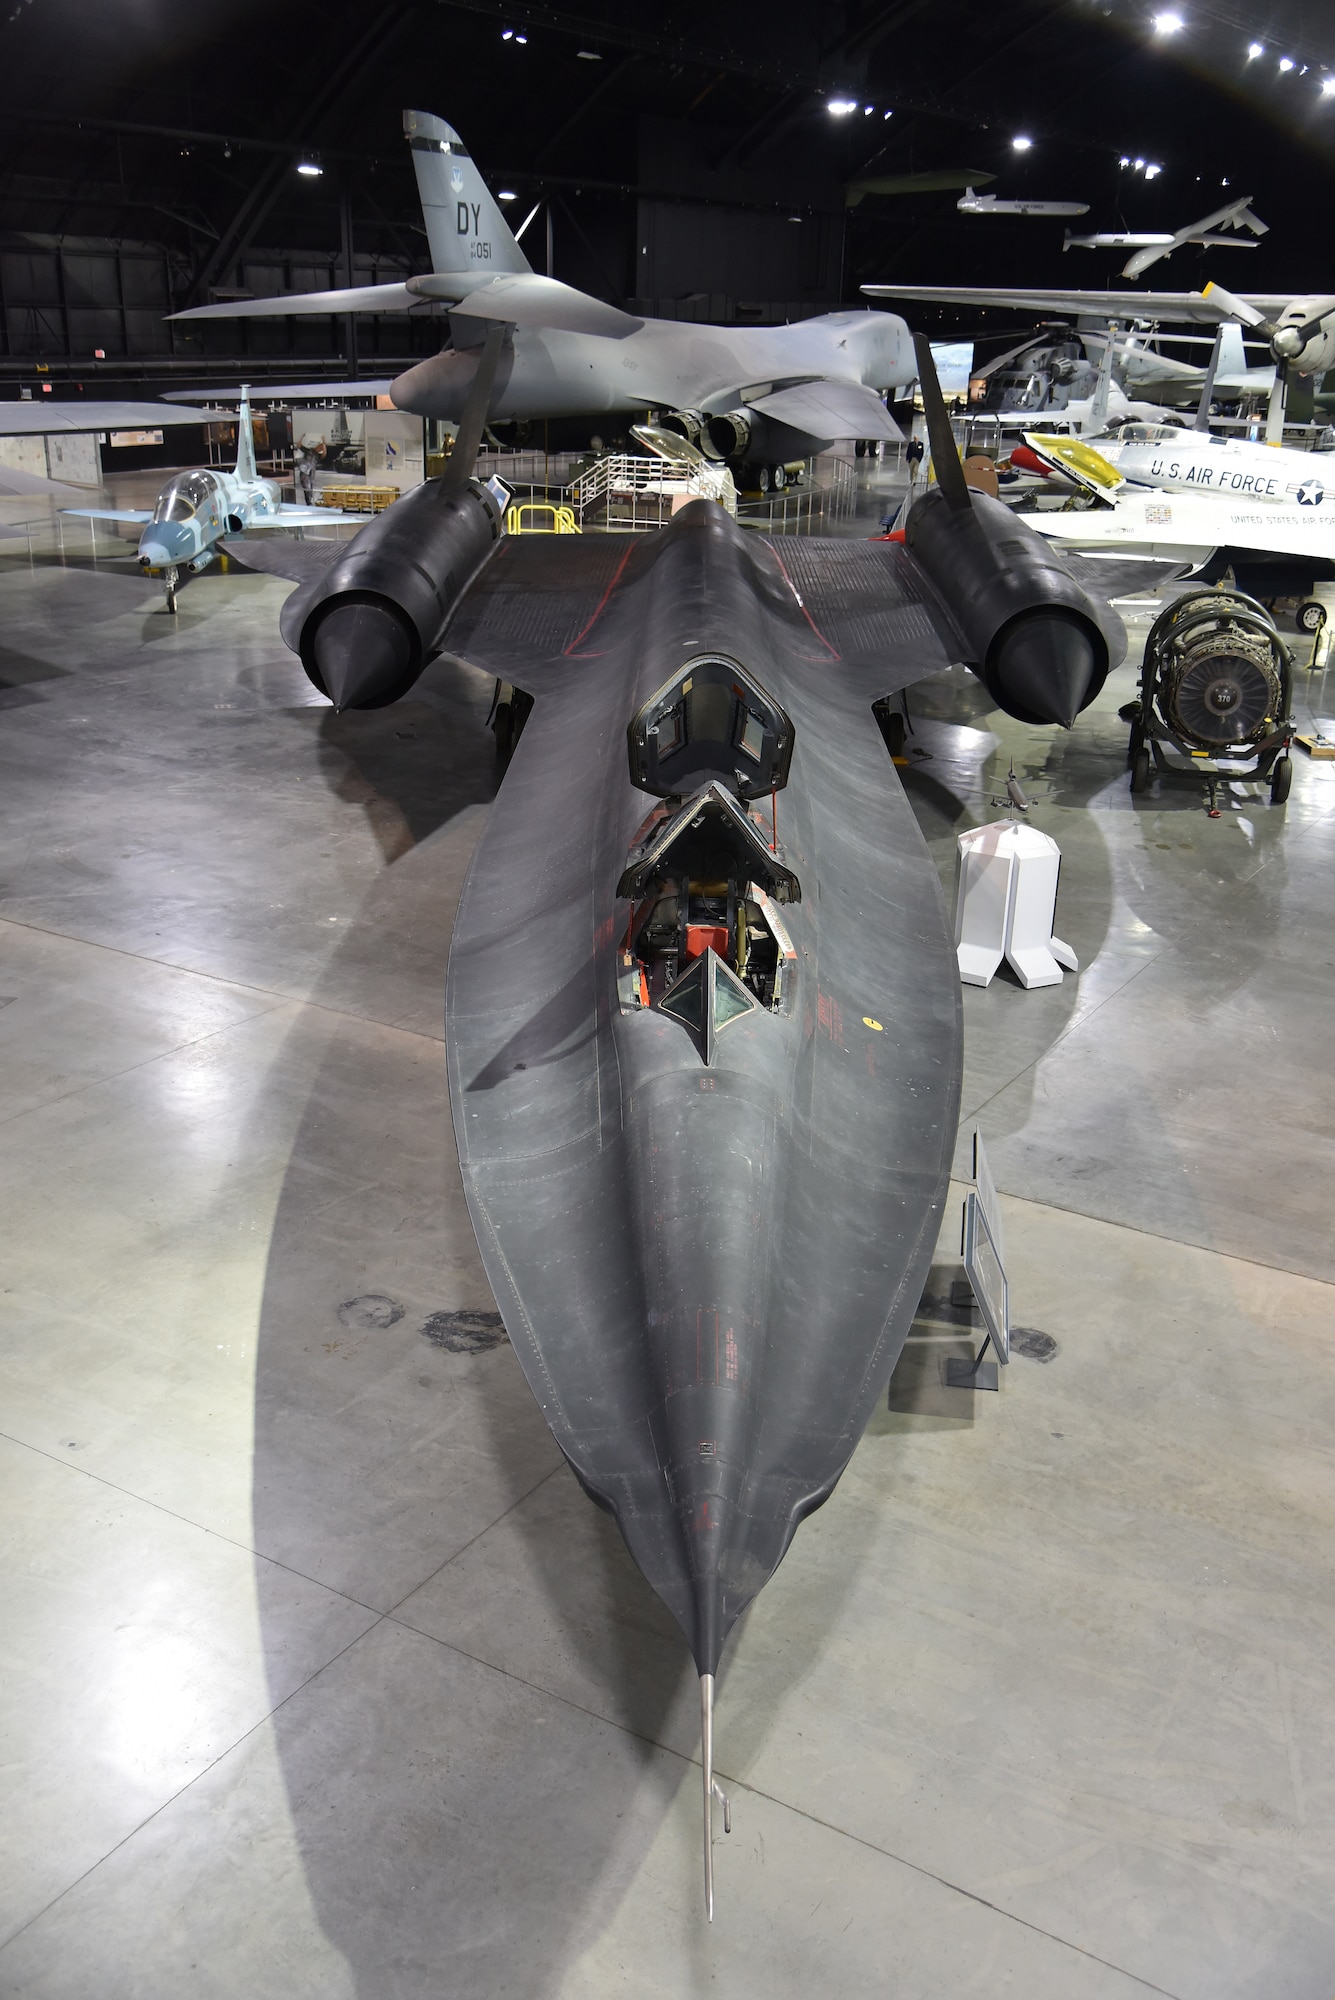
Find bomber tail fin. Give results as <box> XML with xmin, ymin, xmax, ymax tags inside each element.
<box><xmin>404</xmin><ymin>109</ymin><xmax>532</xmax><ymax>278</ymax></box>
<box><xmin>234</xmin><ymin>386</ymin><xmax>257</xmax><ymax>483</ymax></box>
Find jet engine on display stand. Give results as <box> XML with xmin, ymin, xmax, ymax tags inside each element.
<box><xmin>1122</xmin><ymin>588</ymin><xmax>1295</xmax><ymax>812</ymax></box>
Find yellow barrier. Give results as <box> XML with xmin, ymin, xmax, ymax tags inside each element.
<box><xmin>505</xmin><ymin>502</ymin><xmax>580</xmax><ymax>534</ymax></box>
<box><xmin>318</xmin><ymin>484</ymin><xmax>399</xmax><ymax>513</ymax></box>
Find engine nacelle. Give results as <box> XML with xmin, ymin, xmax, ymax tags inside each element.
<box><xmin>1271</xmin><ymin>296</ymin><xmax>1335</xmax><ymax>375</ymax></box>
<box><xmin>659</xmin><ymin>409</ymin><xmax>708</xmax><ymax>450</ymax></box>
<box><xmin>705</xmin><ymin>408</ymin><xmax>756</xmax><ymax>460</ymax></box>
<box><xmin>905</xmin><ymin>485</ymin><xmax>1122</xmax><ymax>728</ymax></box>
<box><xmin>278</xmin><ymin>477</ymin><xmax>506</xmax><ymax>709</ymax></box>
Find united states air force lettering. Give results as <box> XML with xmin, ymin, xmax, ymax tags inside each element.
<box><xmin>1150</xmin><ymin>457</ymin><xmax>1279</xmax><ymax>496</ymax></box>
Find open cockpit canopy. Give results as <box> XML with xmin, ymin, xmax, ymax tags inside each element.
<box><xmin>627</xmin><ymin>654</ymin><xmax>793</xmax><ymax>799</ymax></box>
<box><xmin>616</xmin><ymin>782</ymin><xmax>800</xmax><ymax>907</ymax></box>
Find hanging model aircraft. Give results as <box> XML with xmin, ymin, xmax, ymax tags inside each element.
<box><xmin>168</xmin><ymin>109</ymin><xmax>914</xmax><ymax>492</ymax></box>
<box><xmin>62</xmin><ymin>388</ymin><xmax>363</xmax><ymax>610</ymax></box>
<box><xmin>1061</xmin><ymin>196</ymin><xmax>1268</xmax><ymax>278</ymax></box>
<box><xmin>222</xmin><ymin>328</ymin><xmax>1172</xmax><ymax>1918</ymax></box>
<box><xmin>958</xmin><ymin>188</ymin><xmax>1088</xmax><ymax>217</ymax></box>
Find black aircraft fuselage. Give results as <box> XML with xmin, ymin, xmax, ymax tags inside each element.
<box><xmin>445</xmin><ymin>505</ymin><xmax>962</xmax><ymax>1678</ymax></box>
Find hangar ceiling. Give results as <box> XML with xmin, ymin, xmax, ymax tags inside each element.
<box><xmin>1</xmin><ymin>0</ymin><xmax>1334</xmax><ymax>378</ymax></box>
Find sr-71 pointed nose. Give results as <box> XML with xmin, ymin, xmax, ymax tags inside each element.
<box><xmin>311</xmin><ymin>600</ymin><xmax>414</xmax><ymax>710</ymax></box>
<box><xmin>991</xmin><ymin>608</ymin><xmax>1100</xmax><ymax>729</ymax></box>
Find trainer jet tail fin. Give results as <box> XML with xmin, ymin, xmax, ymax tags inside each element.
<box><xmin>404</xmin><ymin>109</ymin><xmax>533</xmax><ymax>280</ymax></box>
<box><xmin>234</xmin><ymin>386</ymin><xmax>257</xmax><ymax>484</ymax></box>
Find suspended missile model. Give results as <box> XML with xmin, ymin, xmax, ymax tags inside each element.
<box><xmin>228</xmin><ymin>333</ymin><xmax>1161</xmax><ymax>1918</ymax></box>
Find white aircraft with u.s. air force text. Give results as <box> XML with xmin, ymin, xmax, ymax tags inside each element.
<box><xmin>1013</xmin><ymin>428</ymin><xmax>1335</xmax><ymax>617</ymax></box>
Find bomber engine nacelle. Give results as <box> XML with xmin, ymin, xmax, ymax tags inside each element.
<box><xmin>1271</xmin><ymin>296</ymin><xmax>1335</xmax><ymax>375</ymax></box>
<box><xmin>277</xmin><ymin>476</ymin><xmax>506</xmax><ymax>710</ymax></box>
<box><xmin>905</xmin><ymin>484</ymin><xmax>1121</xmax><ymax>728</ymax></box>
<box><xmin>705</xmin><ymin>408</ymin><xmax>757</xmax><ymax>460</ymax></box>
<box><xmin>659</xmin><ymin>408</ymin><xmax>709</xmax><ymax>451</ymax></box>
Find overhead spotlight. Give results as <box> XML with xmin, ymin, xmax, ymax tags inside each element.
<box><xmin>883</xmin><ymin>109</ymin><xmax>893</xmax><ymax>119</ymax></box>
<box><xmin>1152</xmin><ymin>11</ymin><xmax>1183</xmax><ymax>32</ymax></box>
<box><xmin>1134</xmin><ymin>156</ymin><xmax>1145</xmax><ymax>168</ymax></box>
<box><xmin>1145</xmin><ymin>162</ymin><xmax>1162</xmax><ymax>178</ymax></box>
<box><xmin>863</xmin><ymin>104</ymin><xmax>874</xmax><ymax>114</ymax></box>
<box><xmin>1279</xmin><ymin>57</ymin><xmax>1294</xmax><ymax>72</ymax></box>
<box><xmin>1247</xmin><ymin>40</ymin><xmax>1264</xmax><ymax>58</ymax></box>
<box><xmin>502</xmin><ymin>25</ymin><xmax>512</xmax><ymax>36</ymax></box>
<box><xmin>576</xmin><ymin>49</ymin><xmax>602</xmax><ymax>58</ymax></box>
<box><xmin>788</xmin><ymin>214</ymin><xmax>802</xmax><ymax>222</ymax></box>
<box><xmin>1119</xmin><ymin>154</ymin><xmax>1130</xmax><ymax>166</ymax></box>
<box><xmin>827</xmin><ymin>98</ymin><xmax>857</xmax><ymax>115</ymax></box>
<box><xmin>296</xmin><ymin>161</ymin><xmax>323</xmax><ymax>177</ymax></box>
<box><xmin>1012</xmin><ymin>134</ymin><xmax>1033</xmax><ymax>151</ymax></box>
<box><xmin>499</xmin><ymin>190</ymin><xmax>517</xmax><ymax>201</ymax></box>
<box><xmin>515</xmin><ymin>32</ymin><xmax>527</xmax><ymax>42</ymax></box>
<box><xmin>1322</xmin><ymin>75</ymin><xmax>1335</xmax><ymax>95</ymax></box>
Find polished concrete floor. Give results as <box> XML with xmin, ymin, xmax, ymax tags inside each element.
<box><xmin>2</xmin><ymin>473</ymin><xmax>1335</xmax><ymax>1998</ymax></box>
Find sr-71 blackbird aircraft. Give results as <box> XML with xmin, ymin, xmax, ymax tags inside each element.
<box><xmin>171</xmin><ymin>109</ymin><xmax>912</xmax><ymax>487</ymax></box>
<box><xmin>227</xmin><ymin>331</ymin><xmax>1165</xmax><ymax>1918</ymax></box>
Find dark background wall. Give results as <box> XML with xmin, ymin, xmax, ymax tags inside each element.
<box><xmin>1</xmin><ymin>0</ymin><xmax>1333</xmax><ymax>391</ymax></box>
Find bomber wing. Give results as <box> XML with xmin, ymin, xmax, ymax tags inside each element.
<box><xmin>0</xmin><ymin>400</ymin><xmax>216</xmax><ymax>434</ymax></box>
<box><xmin>746</xmin><ymin>378</ymin><xmax>902</xmax><ymax>444</ymax></box>
<box><xmin>860</xmin><ymin>282</ymin><xmax>1298</xmax><ymax>323</ymax></box>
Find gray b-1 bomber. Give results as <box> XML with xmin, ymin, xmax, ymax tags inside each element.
<box><xmin>229</xmin><ymin>334</ymin><xmax>1162</xmax><ymax>1916</ymax></box>
<box><xmin>173</xmin><ymin>109</ymin><xmax>910</xmax><ymax>491</ymax></box>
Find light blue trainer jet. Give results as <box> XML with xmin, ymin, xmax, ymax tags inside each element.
<box><xmin>63</xmin><ymin>388</ymin><xmax>363</xmax><ymax>611</ymax></box>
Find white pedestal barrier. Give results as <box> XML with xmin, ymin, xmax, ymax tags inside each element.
<box><xmin>955</xmin><ymin>820</ymin><xmax>1079</xmax><ymax>989</ymax></box>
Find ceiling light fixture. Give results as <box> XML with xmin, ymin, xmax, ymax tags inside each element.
<box><xmin>1145</xmin><ymin>162</ymin><xmax>1162</xmax><ymax>178</ymax></box>
<box><xmin>1012</xmin><ymin>134</ymin><xmax>1033</xmax><ymax>151</ymax></box>
<box><xmin>1152</xmin><ymin>11</ymin><xmax>1184</xmax><ymax>33</ymax></box>
<box><xmin>296</xmin><ymin>161</ymin><xmax>322</xmax><ymax>177</ymax></box>
<box><xmin>577</xmin><ymin>49</ymin><xmax>602</xmax><ymax>58</ymax></box>
<box><xmin>1321</xmin><ymin>74</ymin><xmax>1335</xmax><ymax>95</ymax></box>
<box><xmin>1247</xmin><ymin>40</ymin><xmax>1264</xmax><ymax>58</ymax></box>
<box><xmin>499</xmin><ymin>190</ymin><xmax>516</xmax><ymax>201</ymax></box>
<box><xmin>1279</xmin><ymin>56</ymin><xmax>1294</xmax><ymax>71</ymax></box>
<box><xmin>827</xmin><ymin>98</ymin><xmax>857</xmax><ymax>115</ymax></box>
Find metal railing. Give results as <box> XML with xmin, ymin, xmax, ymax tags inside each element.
<box><xmin>567</xmin><ymin>453</ymin><xmax>736</xmax><ymax>529</ymax></box>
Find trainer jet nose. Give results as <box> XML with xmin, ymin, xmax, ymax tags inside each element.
<box><xmin>137</xmin><ymin>521</ymin><xmax>192</xmax><ymax>568</ymax></box>
<box><xmin>311</xmin><ymin>600</ymin><xmax>413</xmax><ymax>710</ymax></box>
<box><xmin>992</xmin><ymin>608</ymin><xmax>1100</xmax><ymax>729</ymax></box>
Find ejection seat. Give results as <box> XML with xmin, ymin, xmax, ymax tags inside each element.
<box><xmin>615</xmin><ymin>655</ymin><xmax>800</xmax><ymax>1059</ymax></box>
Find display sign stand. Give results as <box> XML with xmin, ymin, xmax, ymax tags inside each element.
<box><xmin>946</xmin><ymin>1132</ymin><xmax>1009</xmax><ymax>1392</ymax></box>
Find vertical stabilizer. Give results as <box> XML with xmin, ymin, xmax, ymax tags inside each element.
<box><xmin>234</xmin><ymin>386</ymin><xmax>257</xmax><ymax>484</ymax></box>
<box><xmin>1088</xmin><ymin>323</ymin><xmax>1117</xmax><ymax>433</ymax></box>
<box><xmin>404</xmin><ymin>109</ymin><xmax>532</xmax><ymax>278</ymax></box>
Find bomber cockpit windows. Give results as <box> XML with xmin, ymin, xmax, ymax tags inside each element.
<box><xmin>615</xmin><ymin>781</ymin><xmax>799</xmax><ymax>1032</ymax></box>
<box><xmin>628</xmin><ymin>655</ymin><xmax>793</xmax><ymax>799</ymax></box>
